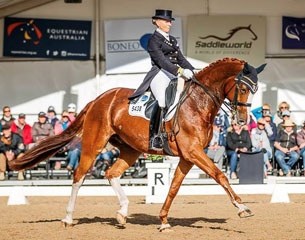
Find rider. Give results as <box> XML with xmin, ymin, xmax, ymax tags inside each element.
<box><xmin>129</xmin><ymin>9</ymin><xmax>195</xmax><ymax>150</ymax></box>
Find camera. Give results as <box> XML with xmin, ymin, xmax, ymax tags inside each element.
<box><xmin>92</xmin><ymin>148</ymin><xmax>120</xmax><ymax>178</ymax></box>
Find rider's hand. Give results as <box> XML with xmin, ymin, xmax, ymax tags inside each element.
<box><xmin>181</xmin><ymin>69</ymin><xmax>194</xmax><ymax>80</ymax></box>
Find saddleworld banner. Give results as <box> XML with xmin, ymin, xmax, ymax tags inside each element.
<box><xmin>282</xmin><ymin>16</ymin><xmax>305</xmax><ymax>49</ymax></box>
<box><xmin>3</xmin><ymin>17</ymin><xmax>91</xmax><ymax>60</ymax></box>
<box><xmin>187</xmin><ymin>15</ymin><xmax>266</xmax><ymax>66</ymax></box>
<box><xmin>105</xmin><ymin>18</ymin><xmax>182</xmax><ymax>74</ymax></box>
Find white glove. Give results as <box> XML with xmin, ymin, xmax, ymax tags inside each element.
<box><xmin>182</xmin><ymin>69</ymin><xmax>194</xmax><ymax>80</ymax></box>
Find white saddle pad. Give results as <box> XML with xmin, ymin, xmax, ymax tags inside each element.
<box><xmin>128</xmin><ymin>78</ymin><xmax>185</xmax><ymax>122</ymax></box>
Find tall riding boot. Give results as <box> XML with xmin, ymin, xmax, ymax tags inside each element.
<box><xmin>149</xmin><ymin>105</ymin><xmax>164</xmax><ymax>150</ymax></box>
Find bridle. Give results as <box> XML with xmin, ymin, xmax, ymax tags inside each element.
<box><xmin>189</xmin><ymin>68</ymin><xmax>258</xmax><ymax>123</ymax></box>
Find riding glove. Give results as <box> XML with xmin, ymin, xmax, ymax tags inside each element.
<box><xmin>178</xmin><ymin>68</ymin><xmax>194</xmax><ymax>80</ymax></box>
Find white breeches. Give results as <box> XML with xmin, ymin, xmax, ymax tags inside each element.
<box><xmin>150</xmin><ymin>70</ymin><xmax>171</xmax><ymax>108</ymax></box>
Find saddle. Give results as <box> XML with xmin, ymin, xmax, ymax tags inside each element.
<box><xmin>128</xmin><ymin>78</ymin><xmax>184</xmax><ymax>155</ymax></box>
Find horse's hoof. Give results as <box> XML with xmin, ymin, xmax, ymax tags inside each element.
<box><xmin>61</xmin><ymin>220</ymin><xmax>73</xmax><ymax>228</ymax></box>
<box><xmin>159</xmin><ymin>223</ymin><xmax>172</xmax><ymax>232</ymax></box>
<box><xmin>116</xmin><ymin>212</ymin><xmax>127</xmax><ymax>225</ymax></box>
<box><xmin>238</xmin><ymin>208</ymin><xmax>254</xmax><ymax>218</ymax></box>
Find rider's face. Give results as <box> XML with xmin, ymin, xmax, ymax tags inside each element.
<box><xmin>155</xmin><ymin>19</ymin><xmax>172</xmax><ymax>33</ymax></box>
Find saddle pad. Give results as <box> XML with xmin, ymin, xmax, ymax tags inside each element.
<box><xmin>128</xmin><ymin>92</ymin><xmax>151</xmax><ymax>120</ymax></box>
<box><xmin>128</xmin><ymin>78</ymin><xmax>185</xmax><ymax>122</ymax></box>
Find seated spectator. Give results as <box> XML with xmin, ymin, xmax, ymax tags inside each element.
<box><xmin>205</xmin><ymin>118</ymin><xmax>226</xmax><ymax>171</ymax></box>
<box><xmin>263</xmin><ymin>112</ymin><xmax>277</xmax><ymax>147</ymax></box>
<box><xmin>297</xmin><ymin>120</ymin><xmax>305</xmax><ymax>176</ymax></box>
<box><xmin>53</xmin><ymin>110</ymin><xmax>73</xmax><ymax>169</ymax></box>
<box><xmin>30</xmin><ymin>112</ymin><xmax>54</xmax><ymax>148</ymax></box>
<box><xmin>274</xmin><ymin>119</ymin><xmax>299</xmax><ymax>176</ymax></box>
<box><xmin>226</xmin><ymin>120</ymin><xmax>252</xmax><ymax>179</ymax></box>
<box><xmin>276</xmin><ymin>110</ymin><xmax>297</xmax><ymax>133</ymax></box>
<box><xmin>251</xmin><ymin>103</ymin><xmax>272</xmax><ymax>122</ymax></box>
<box><xmin>273</xmin><ymin>101</ymin><xmax>296</xmax><ymax>126</ymax></box>
<box><xmin>11</xmin><ymin>113</ymin><xmax>33</xmax><ymax>150</ymax></box>
<box><xmin>67</xmin><ymin>103</ymin><xmax>77</xmax><ymax>118</ymax></box>
<box><xmin>1</xmin><ymin>106</ymin><xmax>15</xmax><ymax>127</ymax></box>
<box><xmin>54</xmin><ymin>111</ymin><xmax>72</xmax><ymax>135</ymax></box>
<box><xmin>0</xmin><ymin>124</ymin><xmax>25</xmax><ymax>180</ymax></box>
<box><xmin>251</xmin><ymin>118</ymin><xmax>273</xmax><ymax>176</ymax></box>
<box><xmin>92</xmin><ymin>145</ymin><xmax>120</xmax><ymax>178</ymax></box>
<box><xmin>47</xmin><ymin>106</ymin><xmax>59</xmax><ymax>128</ymax></box>
<box><xmin>66</xmin><ymin>136</ymin><xmax>81</xmax><ymax>171</ymax></box>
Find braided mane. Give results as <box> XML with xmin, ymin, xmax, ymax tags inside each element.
<box><xmin>196</xmin><ymin>58</ymin><xmax>245</xmax><ymax>78</ymax></box>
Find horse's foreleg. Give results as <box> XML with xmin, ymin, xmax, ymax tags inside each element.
<box><xmin>192</xmin><ymin>151</ymin><xmax>253</xmax><ymax>218</ymax></box>
<box><xmin>159</xmin><ymin>159</ymin><xmax>193</xmax><ymax>231</ymax></box>
<box><xmin>61</xmin><ymin>175</ymin><xmax>85</xmax><ymax>227</ymax></box>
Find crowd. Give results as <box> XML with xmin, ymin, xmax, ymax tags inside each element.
<box><xmin>1</xmin><ymin>100</ymin><xmax>305</xmax><ymax>181</ymax></box>
<box><xmin>206</xmin><ymin>101</ymin><xmax>305</xmax><ymax>179</ymax></box>
<box><xmin>0</xmin><ymin>104</ymin><xmax>119</xmax><ymax>181</ymax></box>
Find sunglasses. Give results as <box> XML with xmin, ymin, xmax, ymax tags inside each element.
<box><xmin>258</xmin><ymin>123</ymin><xmax>265</xmax><ymax>126</ymax></box>
<box><xmin>280</xmin><ymin>106</ymin><xmax>289</xmax><ymax>109</ymax></box>
<box><xmin>4</xmin><ymin>110</ymin><xmax>10</xmax><ymax>113</ymax></box>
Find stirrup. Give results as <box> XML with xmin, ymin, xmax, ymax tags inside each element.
<box><xmin>150</xmin><ymin>135</ymin><xmax>164</xmax><ymax>151</ymax></box>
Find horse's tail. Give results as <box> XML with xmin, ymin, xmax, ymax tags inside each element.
<box><xmin>8</xmin><ymin>100</ymin><xmax>93</xmax><ymax>171</ymax></box>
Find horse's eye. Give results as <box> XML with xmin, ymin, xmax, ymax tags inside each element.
<box><xmin>240</xmin><ymin>88</ymin><xmax>247</xmax><ymax>94</ymax></box>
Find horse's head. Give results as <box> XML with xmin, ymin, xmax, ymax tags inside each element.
<box><xmin>226</xmin><ymin>62</ymin><xmax>266</xmax><ymax>125</ymax></box>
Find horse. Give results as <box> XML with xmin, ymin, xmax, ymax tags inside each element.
<box><xmin>9</xmin><ymin>58</ymin><xmax>266</xmax><ymax>231</ymax></box>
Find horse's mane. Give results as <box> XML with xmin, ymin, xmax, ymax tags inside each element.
<box><xmin>196</xmin><ymin>57</ymin><xmax>245</xmax><ymax>79</ymax></box>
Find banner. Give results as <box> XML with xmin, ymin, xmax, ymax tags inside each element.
<box><xmin>187</xmin><ymin>15</ymin><xmax>266</xmax><ymax>66</ymax></box>
<box><xmin>104</xmin><ymin>18</ymin><xmax>182</xmax><ymax>74</ymax></box>
<box><xmin>282</xmin><ymin>16</ymin><xmax>305</xmax><ymax>49</ymax></box>
<box><xmin>3</xmin><ymin>17</ymin><xmax>91</xmax><ymax>60</ymax></box>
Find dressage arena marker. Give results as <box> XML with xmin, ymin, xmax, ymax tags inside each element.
<box><xmin>145</xmin><ymin>163</ymin><xmax>171</xmax><ymax>203</ymax></box>
<box><xmin>7</xmin><ymin>186</ymin><xmax>29</xmax><ymax>205</ymax></box>
<box><xmin>270</xmin><ymin>184</ymin><xmax>290</xmax><ymax>203</ymax></box>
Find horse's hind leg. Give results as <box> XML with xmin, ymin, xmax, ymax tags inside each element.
<box><xmin>159</xmin><ymin>159</ymin><xmax>194</xmax><ymax>231</ymax></box>
<box><xmin>106</xmin><ymin>144</ymin><xmax>141</xmax><ymax>225</ymax></box>
<box><xmin>61</xmin><ymin>174</ymin><xmax>86</xmax><ymax>227</ymax></box>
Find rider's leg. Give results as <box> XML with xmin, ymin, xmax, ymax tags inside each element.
<box><xmin>149</xmin><ymin>70</ymin><xmax>171</xmax><ymax>149</ymax></box>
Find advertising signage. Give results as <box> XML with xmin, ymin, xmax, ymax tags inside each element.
<box><xmin>3</xmin><ymin>17</ymin><xmax>91</xmax><ymax>60</ymax></box>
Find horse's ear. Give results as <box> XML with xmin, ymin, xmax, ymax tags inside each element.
<box><xmin>256</xmin><ymin>63</ymin><xmax>267</xmax><ymax>74</ymax></box>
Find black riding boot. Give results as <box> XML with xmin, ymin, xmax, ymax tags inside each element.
<box><xmin>149</xmin><ymin>105</ymin><xmax>164</xmax><ymax>150</ymax></box>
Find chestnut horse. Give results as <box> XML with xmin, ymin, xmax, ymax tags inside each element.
<box><xmin>9</xmin><ymin>58</ymin><xmax>266</xmax><ymax>231</ymax></box>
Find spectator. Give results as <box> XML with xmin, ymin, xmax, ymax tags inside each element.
<box><xmin>11</xmin><ymin>113</ymin><xmax>33</xmax><ymax>150</ymax></box>
<box><xmin>274</xmin><ymin>119</ymin><xmax>299</xmax><ymax>176</ymax></box>
<box><xmin>53</xmin><ymin>110</ymin><xmax>73</xmax><ymax>169</ymax></box>
<box><xmin>246</xmin><ymin>113</ymin><xmax>257</xmax><ymax>133</ymax></box>
<box><xmin>226</xmin><ymin>120</ymin><xmax>252</xmax><ymax>179</ymax></box>
<box><xmin>0</xmin><ymin>124</ymin><xmax>25</xmax><ymax>180</ymax></box>
<box><xmin>273</xmin><ymin>101</ymin><xmax>295</xmax><ymax>125</ymax></box>
<box><xmin>54</xmin><ymin>111</ymin><xmax>72</xmax><ymax>135</ymax></box>
<box><xmin>66</xmin><ymin>137</ymin><xmax>82</xmax><ymax>171</ymax></box>
<box><xmin>205</xmin><ymin>118</ymin><xmax>226</xmax><ymax>170</ymax></box>
<box><xmin>276</xmin><ymin>110</ymin><xmax>297</xmax><ymax>133</ymax></box>
<box><xmin>263</xmin><ymin>112</ymin><xmax>277</xmax><ymax>147</ymax></box>
<box><xmin>1</xmin><ymin>106</ymin><xmax>15</xmax><ymax>127</ymax></box>
<box><xmin>30</xmin><ymin>112</ymin><xmax>54</xmax><ymax>148</ymax></box>
<box><xmin>251</xmin><ymin>118</ymin><xmax>273</xmax><ymax>176</ymax></box>
<box><xmin>92</xmin><ymin>145</ymin><xmax>120</xmax><ymax>178</ymax></box>
<box><xmin>67</xmin><ymin>103</ymin><xmax>77</xmax><ymax>118</ymax></box>
<box><xmin>296</xmin><ymin>120</ymin><xmax>305</xmax><ymax>176</ymax></box>
<box><xmin>251</xmin><ymin>103</ymin><xmax>272</xmax><ymax>122</ymax></box>
<box><xmin>47</xmin><ymin>106</ymin><xmax>59</xmax><ymax>128</ymax></box>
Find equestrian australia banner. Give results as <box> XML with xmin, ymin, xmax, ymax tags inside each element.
<box><xmin>104</xmin><ymin>18</ymin><xmax>182</xmax><ymax>74</ymax></box>
<box><xmin>3</xmin><ymin>17</ymin><xmax>91</xmax><ymax>60</ymax></box>
<box><xmin>282</xmin><ymin>16</ymin><xmax>305</xmax><ymax>49</ymax></box>
<box><xmin>187</xmin><ymin>15</ymin><xmax>266</xmax><ymax>66</ymax></box>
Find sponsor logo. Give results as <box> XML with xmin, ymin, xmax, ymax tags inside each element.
<box><xmin>7</xmin><ymin>19</ymin><xmax>42</xmax><ymax>45</ymax></box>
<box><xmin>107</xmin><ymin>33</ymin><xmax>152</xmax><ymax>53</ymax></box>
<box><xmin>285</xmin><ymin>23</ymin><xmax>305</xmax><ymax>41</ymax></box>
<box><xmin>196</xmin><ymin>25</ymin><xmax>257</xmax><ymax>50</ymax></box>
